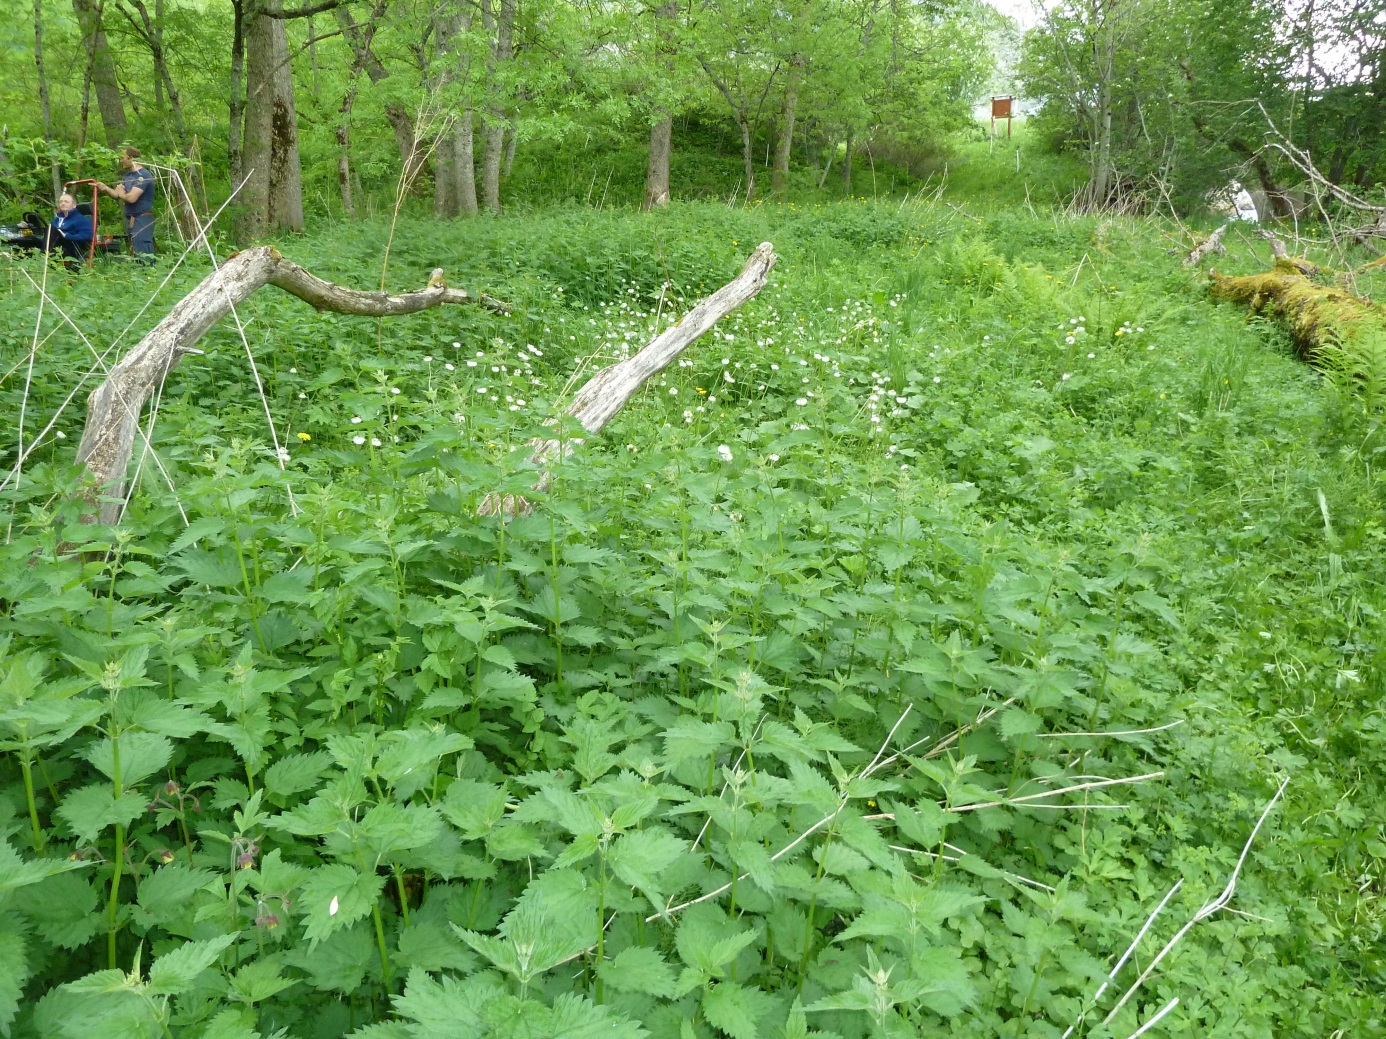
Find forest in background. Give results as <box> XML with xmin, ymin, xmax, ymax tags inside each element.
<box><xmin>4</xmin><ymin>2</ymin><xmax>1386</xmax><ymax>1038</ymax></box>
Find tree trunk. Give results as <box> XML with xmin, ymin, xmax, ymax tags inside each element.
<box><xmin>72</xmin><ymin>0</ymin><xmax>128</xmax><ymax>148</ymax></box>
<box><xmin>229</xmin><ymin>0</ymin><xmax>247</xmax><ymax>192</ymax></box>
<box><xmin>642</xmin><ymin>1</ymin><xmax>678</xmax><ymax>210</ymax></box>
<box><xmin>816</xmin><ymin>136</ymin><xmax>835</xmax><ymax>190</ymax></box>
<box><xmin>241</xmin><ymin>5</ymin><xmax>304</xmax><ymax>238</ymax></box>
<box><xmin>843</xmin><ymin>128</ymin><xmax>853</xmax><ymax>194</ymax></box>
<box><xmin>33</xmin><ymin>0</ymin><xmax>61</xmax><ymax>200</ymax></box>
<box><xmin>480</xmin><ymin>0</ymin><xmax>515</xmax><ymax>214</ymax></box>
<box><xmin>117</xmin><ymin>0</ymin><xmax>187</xmax><ymax>145</ymax></box>
<box><xmin>336</xmin><ymin>5</ymin><xmax>428</xmax><ymax>188</ymax></box>
<box><xmin>739</xmin><ymin>118</ymin><xmax>756</xmax><ymax>203</ymax></box>
<box><xmin>772</xmin><ymin>57</ymin><xmax>802</xmax><ymax>199</ymax></box>
<box><xmin>502</xmin><ymin>121</ymin><xmax>518</xmax><ymax>179</ymax></box>
<box><xmin>456</xmin><ymin>108</ymin><xmax>478</xmax><ymax>213</ymax></box>
<box><xmin>434</xmin><ymin>131</ymin><xmax>455</xmax><ymax>217</ymax></box>
<box><xmin>478</xmin><ymin>242</ymin><xmax>779</xmax><ymax>518</ymax></box>
<box><xmin>74</xmin><ymin>249</ymin><xmax>509</xmax><ymax>525</ymax></box>
<box><xmin>644</xmin><ymin>116</ymin><xmax>673</xmax><ymax>209</ymax></box>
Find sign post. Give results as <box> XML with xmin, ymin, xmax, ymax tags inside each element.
<box><xmin>991</xmin><ymin>96</ymin><xmax>1014</xmax><ymax>139</ymax></box>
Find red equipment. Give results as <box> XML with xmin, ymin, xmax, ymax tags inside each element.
<box><xmin>62</xmin><ymin>178</ymin><xmax>121</xmax><ymax>265</ymax></box>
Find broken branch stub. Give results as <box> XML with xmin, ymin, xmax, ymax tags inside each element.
<box><xmin>478</xmin><ymin>241</ymin><xmax>779</xmax><ymax>518</ymax></box>
<box><xmin>1183</xmin><ymin>224</ymin><xmax>1228</xmax><ymax>267</ymax></box>
<box><xmin>76</xmin><ymin>246</ymin><xmax>506</xmax><ymax>524</ymax></box>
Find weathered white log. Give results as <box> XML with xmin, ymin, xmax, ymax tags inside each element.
<box><xmin>478</xmin><ymin>241</ymin><xmax>778</xmax><ymax>517</ymax></box>
<box><xmin>1183</xmin><ymin>224</ymin><xmax>1228</xmax><ymax>266</ymax></box>
<box><xmin>76</xmin><ymin>246</ymin><xmax>506</xmax><ymax>524</ymax></box>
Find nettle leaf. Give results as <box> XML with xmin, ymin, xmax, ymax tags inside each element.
<box><xmin>392</xmin><ymin>969</ymin><xmax>507</xmax><ymax>1037</ymax></box>
<box><xmin>56</xmin><ymin>784</ymin><xmax>148</xmax><ymax>845</ymax></box>
<box><xmin>200</xmin><ymin>1007</ymin><xmax>264</xmax><ymax>1039</ymax></box>
<box><xmin>299</xmin><ymin>863</ymin><xmax>386</xmax><ymax>945</ymax></box>
<box><xmin>395</xmin><ymin>919</ymin><xmax>480</xmax><ymax>974</ymax></box>
<box><xmin>285</xmin><ymin>920</ymin><xmax>376</xmax><ymax>993</ymax></box>
<box><xmin>134</xmin><ymin>864</ymin><xmax>221</xmax><ymax>930</ymax></box>
<box><xmin>23</xmin><ymin>871</ymin><xmax>101</xmax><ymax>949</ymax></box>
<box><xmin>998</xmin><ymin>708</ymin><xmax>1043</xmax><ymax>742</ymax></box>
<box><xmin>351</xmin><ymin>802</ymin><xmax>444</xmax><ymax>859</ymax></box>
<box><xmin>908</xmin><ymin>946</ymin><xmax>977</xmax><ymax>1016</ymax></box>
<box><xmin>663</xmin><ymin>719</ymin><xmax>735</xmax><ymax>766</ymax></box>
<box><xmin>608</xmin><ymin>828</ymin><xmax>686</xmax><ymax>906</ymax></box>
<box><xmin>263</xmin><ymin>751</ymin><xmax>335</xmax><ymax>800</ymax></box>
<box><xmin>548</xmin><ymin>991</ymin><xmax>649</xmax><ymax>1039</ymax></box>
<box><xmin>84</xmin><ymin>732</ymin><xmax>173</xmax><ymax>789</ymax></box>
<box><xmin>375</xmin><ymin>729</ymin><xmax>474</xmax><ymax>793</ymax></box>
<box><xmin>440</xmin><ymin>779</ymin><xmax>509</xmax><ymax>839</ymax></box>
<box><xmin>122</xmin><ymin>696</ymin><xmax>212</xmax><ymax>739</ymax></box>
<box><xmin>147</xmin><ymin>933</ymin><xmax>236</xmax><ymax>996</ymax></box>
<box><xmin>0</xmin><ymin>837</ymin><xmax>87</xmax><ymax>893</ymax></box>
<box><xmin>702</xmin><ymin>980</ymin><xmax>775</xmax><ymax>1039</ymax></box>
<box><xmin>598</xmin><ymin>946</ymin><xmax>676</xmax><ymax>999</ymax></box>
<box><xmin>675</xmin><ymin>904</ymin><xmax>760</xmax><ymax>978</ymax></box>
<box><xmin>889</xmin><ymin>800</ymin><xmax>951</xmax><ymax>849</ymax></box>
<box><xmin>227</xmin><ymin>955</ymin><xmax>299</xmax><ymax>1005</ymax></box>
<box><xmin>0</xmin><ymin>931</ymin><xmax>30</xmax><ymax>1037</ymax></box>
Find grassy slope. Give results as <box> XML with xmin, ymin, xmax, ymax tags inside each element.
<box><xmin>2</xmin><ymin>127</ymin><xmax>1384</xmax><ymax>1035</ymax></box>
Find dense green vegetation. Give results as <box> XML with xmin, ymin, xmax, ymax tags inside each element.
<box><xmin>2</xmin><ymin>122</ymin><xmax>1385</xmax><ymax>1037</ymax></box>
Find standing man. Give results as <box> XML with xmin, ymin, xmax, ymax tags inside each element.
<box><xmin>98</xmin><ymin>147</ymin><xmax>156</xmax><ymax>260</ymax></box>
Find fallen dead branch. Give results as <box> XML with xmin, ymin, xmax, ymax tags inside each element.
<box><xmin>1183</xmin><ymin>224</ymin><xmax>1228</xmax><ymax>266</ymax></box>
<box><xmin>1209</xmin><ymin>257</ymin><xmax>1375</xmax><ymax>363</ymax></box>
<box><xmin>1100</xmin><ymin>777</ymin><xmax>1290</xmax><ymax>1028</ymax></box>
<box><xmin>73</xmin><ymin>247</ymin><xmax>506</xmax><ymax>524</ymax></box>
<box><xmin>478</xmin><ymin>242</ymin><xmax>778</xmax><ymax>517</ymax></box>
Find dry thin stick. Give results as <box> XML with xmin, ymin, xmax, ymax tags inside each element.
<box><xmin>1101</xmin><ymin>777</ymin><xmax>1290</xmax><ymax>1026</ymax></box>
<box><xmin>657</xmin><ymin>705</ymin><xmax>914</xmax><ymax>919</ymax></box>
<box><xmin>1061</xmin><ymin>880</ymin><xmax>1183</xmax><ymax>1039</ymax></box>
<box><xmin>1123</xmin><ymin>997</ymin><xmax>1179</xmax><ymax>1039</ymax></box>
<box><xmin>953</xmin><ymin>772</ymin><xmax>1164</xmax><ymax>813</ymax></box>
<box><xmin>890</xmin><ymin>843</ymin><xmax>1056</xmax><ymax>893</ymax></box>
<box><xmin>1037</xmin><ymin>720</ymin><xmax>1184</xmax><ymax>739</ymax></box>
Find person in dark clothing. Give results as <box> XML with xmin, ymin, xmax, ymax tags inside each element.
<box><xmin>97</xmin><ymin>146</ymin><xmax>156</xmax><ymax>259</ymax></box>
<box><xmin>44</xmin><ymin>193</ymin><xmax>93</xmax><ymax>264</ymax></box>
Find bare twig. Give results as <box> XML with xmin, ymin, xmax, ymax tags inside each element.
<box><xmin>1101</xmin><ymin>777</ymin><xmax>1290</xmax><ymax>1026</ymax></box>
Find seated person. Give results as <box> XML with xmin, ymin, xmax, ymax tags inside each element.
<box><xmin>45</xmin><ymin>194</ymin><xmax>93</xmax><ymax>261</ymax></box>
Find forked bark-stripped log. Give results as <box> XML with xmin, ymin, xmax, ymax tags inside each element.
<box><xmin>478</xmin><ymin>242</ymin><xmax>778</xmax><ymax>518</ymax></box>
<box><xmin>76</xmin><ymin>246</ymin><xmax>507</xmax><ymax>524</ymax></box>
<box><xmin>1183</xmin><ymin>224</ymin><xmax>1228</xmax><ymax>266</ymax></box>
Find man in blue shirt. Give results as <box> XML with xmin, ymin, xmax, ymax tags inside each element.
<box><xmin>97</xmin><ymin>146</ymin><xmax>156</xmax><ymax>260</ymax></box>
<box><xmin>45</xmin><ymin>193</ymin><xmax>93</xmax><ymax>264</ymax></box>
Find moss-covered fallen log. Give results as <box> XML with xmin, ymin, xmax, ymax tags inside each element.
<box><xmin>1210</xmin><ymin>257</ymin><xmax>1385</xmax><ymax>366</ymax></box>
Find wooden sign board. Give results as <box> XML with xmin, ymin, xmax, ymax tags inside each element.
<box><xmin>990</xmin><ymin>96</ymin><xmax>1014</xmax><ymax>138</ymax></box>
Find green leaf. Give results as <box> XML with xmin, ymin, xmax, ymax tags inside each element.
<box><xmin>134</xmin><ymin>864</ymin><xmax>220</xmax><ymax>930</ymax></box>
<box><xmin>0</xmin><ymin>931</ymin><xmax>30</xmax><ymax>1037</ymax></box>
<box><xmin>84</xmin><ymin>732</ymin><xmax>172</xmax><ymax>790</ymax></box>
<box><xmin>702</xmin><ymin>980</ymin><xmax>774</xmax><ymax>1039</ymax></box>
<box><xmin>22</xmin><ymin>871</ymin><xmax>101</xmax><ymax>949</ymax></box>
<box><xmin>299</xmin><ymin>864</ymin><xmax>386</xmax><ymax>945</ymax></box>
<box><xmin>263</xmin><ymin>751</ymin><xmax>334</xmax><ymax>800</ymax></box>
<box><xmin>675</xmin><ymin>904</ymin><xmax>760</xmax><ymax>978</ymax></box>
<box><xmin>0</xmin><ymin>837</ymin><xmax>88</xmax><ymax>893</ymax></box>
<box><xmin>440</xmin><ymin>779</ymin><xmax>509</xmax><ymax>839</ymax></box>
<box><xmin>663</xmin><ymin>719</ymin><xmax>735</xmax><ymax>766</ymax></box>
<box><xmin>393</xmin><ymin>968</ymin><xmax>506</xmax><ymax>1037</ymax></box>
<box><xmin>598</xmin><ymin>946</ymin><xmax>676</xmax><ymax>999</ymax></box>
<box><xmin>56</xmin><ymin>785</ymin><xmax>147</xmax><ymax>845</ymax></box>
<box><xmin>227</xmin><ymin>956</ymin><xmax>299</xmax><ymax>1005</ymax></box>
<box><xmin>607</xmin><ymin>828</ymin><xmax>686</xmax><ymax>905</ymax></box>
<box><xmin>147</xmin><ymin>933</ymin><xmax>236</xmax><ymax>995</ymax></box>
